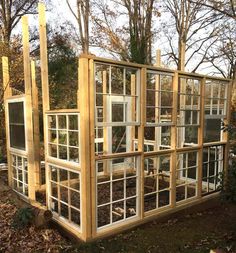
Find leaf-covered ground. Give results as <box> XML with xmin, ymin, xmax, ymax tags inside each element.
<box><xmin>0</xmin><ymin>170</ymin><xmax>236</xmax><ymax>253</ymax></box>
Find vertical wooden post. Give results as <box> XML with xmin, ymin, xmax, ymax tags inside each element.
<box><xmin>2</xmin><ymin>56</ymin><xmax>12</xmax><ymax>187</ymax></box>
<box><xmin>22</xmin><ymin>16</ymin><xmax>36</xmax><ymax>200</ymax></box>
<box><xmin>155</xmin><ymin>50</ymin><xmax>161</xmax><ymax>171</ymax></box>
<box><xmin>197</xmin><ymin>77</ymin><xmax>205</xmax><ymax>197</ymax></box>
<box><xmin>38</xmin><ymin>2</ymin><xmax>50</xmax><ymax>206</ymax></box>
<box><xmin>131</xmin><ymin>74</ymin><xmax>136</xmax><ymax>151</ymax></box>
<box><xmin>223</xmin><ymin>81</ymin><xmax>233</xmax><ymax>189</ymax></box>
<box><xmin>155</xmin><ymin>49</ymin><xmax>161</xmax><ymax>68</ymax></box>
<box><xmin>102</xmin><ymin>70</ymin><xmax>108</xmax><ymax>174</ymax></box>
<box><xmin>31</xmin><ymin>61</ymin><xmax>41</xmax><ymax>189</ymax></box>
<box><xmin>170</xmin><ymin>72</ymin><xmax>178</xmax><ymax>208</ymax></box>
<box><xmin>79</xmin><ymin>57</ymin><xmax>92</xmax><ymax>240</ymax></box>
<box><xmin>89</xmin><ymin>58</ymin><xmax>96</xmax><ymax>238</ymax></box>
<box><xmin>38</xmin><ymin>3</ymin><xmax>49</xmax><ymax>113</ymax></box>
<box><xmin>139</xmin><ymin>68</ymin><xmax>146</xmax><ymax>219</ymax></box>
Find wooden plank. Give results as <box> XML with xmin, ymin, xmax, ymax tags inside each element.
<box><xmin>223</xmin><ymin>81</ymin><xmax>233</xmax><ymax>189</ymax></box>
<box><xmin>139</xmin><ymin>68</ymin><xmax>146</xmax><ymax>219</ymax></box>
<box><xmin>31</xmin><ymin>61</ymin><xmax>41</xmax><ymax>189</ymax></box>
<box><xmin>38</xmin><ymin>2</ymin><xmax>50</xmax><ymax>209</ymax></box>
<box><xmin>95</xmin><ymin>151</ymin><xmax>142</xmax><ymax>160</ymax></box>
<box><xmin>89</xmin><ymin>59</ymin><xmax>96</xmax><ymax>238</ymax></box>
<box><xmin>45</xmin><ymin>109</ymin><xmax>80</xmax><ymax>114</ymax></box>
<box><xmin>22</xmin><ymin>16</ymin><xmax>36</xmax><ymax>200</ymax></box>
<box><xmin>143</xmin><ymin>149</ymin><xmax>175</xmax><ymax>157</ymax></box>
<box><xmin>170</xmin><ymin>72</ymin><xmax>178</xmax><ymax>208</ymax></box>
<box><xmin>38</xmin><ymin>2</ymin><xmax>50</xmax><ymax>112</ymax></box>
<box><xmin>197</xmin><ymin>77</ymin><xmax>205</xmax><ymax>198</ymax></box>
<box><xmin>79</xmin><ymin>57</ymin><xmax>92</xmax><ymax>240</ymax></box>
<box><xmin>102</xmin><ymin>70</ymin><xmax>108</xmax><ymax>175</ymax></box>
<box><xmin>131</xmin><ymin>74</ymin><xmax>136</xmax><ymax>151</ymax></box>
<box><xmin>176</xmin><ymin>146</ymin><xmax>201</xmax><ymax>152</ymax></box>
<box><xmin>203</xmin><ymin>141</ymin><xmax>227</xmax><ymax>147</ymax></box>
<box><xmin>2</xmin><ymin>56</ymin><xmax>13</xmax><ymax>187</ymax></box>
<box><xmin>155</xmin><ymin>49</ymin><xmax>161</xmax><ymax>67</ymax></box>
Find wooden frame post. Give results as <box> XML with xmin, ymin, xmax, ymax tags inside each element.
<box><xmin>131</xmin><ymin>73</ymin><xmax>136</xmax><ymax>151</ymax></box>
<box><xmin>223</xmin><ymin>81</ymin><xmax>233</xmax><ymax>189</ymax></box>
<box><xmin>31</xmin><ymin>61</ymin><xmax>41</xmax><ymax>189</ymax></box>
<box><xmin>170</xmin><ymin>72</ymin><xmax>178</xmax><ymax>208</ymax></box>
<box><xmin>89</xmin><ymin>58</ymin><xmax>97</xmax><ymax>238</ymax></box>
<box><xmin>155</xmin><ymin>49</ymin><xmax>161</xmax><ymax>67</ymax></box>
<box><xmin>102</xmin><ymin>70</ymin><xmax>108</xmax><ymax>175</ymax></box>
<box><xmin>22</xmin><ymin>16</ymin><xmax>36</xmax><ymax>200</ymax></box>
<box><xmin>197</xmin><ymin>77</ymin><xmax>205</xmax><ymax>197</ymax></box>
<box><xmin>139</xmin><ymin>68</ymin><xmax>146</xmax><ymax>219</ymax></box>
<box><xmin>38</xmin><ymin>2</ymin><xmax>50</xmax><ymax>205</ymax></box>
<box><xmin>79</xmin><ymin>56</ymin><xmax>92</xmax><ymax>241</ymax></box>
<box><xmin>2</xmin><ymin>56</ymin><xmax>12</xmax><ymax>187</ymax></box>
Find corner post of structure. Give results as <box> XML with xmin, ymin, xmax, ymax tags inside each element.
<box><xmin>139</xmin><ymin>67</ymin><xmax>146</xmax><ymax>219</ymax></box>
<box><xmin>22</xmin><ymin>16</ymin><xmax>36</xmax><ymax>200</ymax></box>
<box><xmin>2</xmin><ymin>56</ymin><xmax>12</xmax><ymax>187</ymax></box>
<box><xmin>38</xmin><ymin>2</ymin><xmax>50</xmax><ymax>205</ymax></box>
<box><xmin>88</xmin><ymin>58</ymin><xmax>96</xmax><ymax>238</ymax></box>
<box><xmin>197</xmin><ymin>77</ymin><xmax>205</xmax><ymax>198</ymax></box>
<box><xmin>223</xmin><ymin>80</ymin><xmax>233</xmax><ymax>189</ymax></box>
<box><xmin>31</xmin><ymin>60</ymin><xmax>41</xmax><ymax>189</ymax></box>
<box><xmin>170</xmin><ymin>71</ymin><xmax>178</xmax><ymax>208</ymax></box>
<box><xmin>79</xmin><ymin>56</ymin><xmax>92</xmax><ymax>241</ymax></box>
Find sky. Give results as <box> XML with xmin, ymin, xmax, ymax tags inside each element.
<box><xmin>15</xmin><ymin>0</ymin><xmax>229</xmax><ymax>77</ymax></box>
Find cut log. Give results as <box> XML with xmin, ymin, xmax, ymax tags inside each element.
<box><xmin>33</xmin><ymin>208</ymin><xmax>53</xmax><ymax>228</ymax></box>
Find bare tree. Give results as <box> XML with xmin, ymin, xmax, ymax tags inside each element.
<box><xmin>0</xmin><ymin>0</ymin><xmax>39</xmax><ymax>47</ymax></box>
<box><xmin>66</xmin><ymin>0</ymin><xmax>90</xmax><ymax>53</ymax></box>
<box><xmin>91</xmin><ymin>0</ymin><xmax>158</xmax><ymax>64</ymax></box>
<box><xmin>190</xmin><ymin>0</ymin><xmax>236</xmax><ymax>20</ymax></box>
<box><xmin>163</xmin><ymin>0</ymin><xmax>223</xmax><ymax>71</ymax></box>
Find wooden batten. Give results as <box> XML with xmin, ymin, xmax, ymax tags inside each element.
<box><xmin>22</xmin><ymin>16</ymin><xmax>36</xmax><ymax>200</ymax></box>
<box><xmin>131</xmin><ymin>74</ymin><xmax>136</xmax><ymax>150</ymax></box>
<box><xmin>89</xmin><ymin>59</ymin><xmax>96</xmax><ymax>238</ymax></box>
<box><xmin>170</xmin><ymin>72</ymin><xmax>178</xmax><ymax>208</ymax></box>
<box><xmin>223</xmin><ymin>81</ymin><xmax>233</xmax><ymax>189</ymax></box>
<box><xmin>79</xmin><ymin>57</ymin><xmax>92</xmax><ymax>240</ymax></box>
<box><xmin>38</xmin><ymin>3</ymin><xmax>49</xmax><ymax>112</ymax></box>
<box><xmin>31</xmin><ymin>61</ymin><xmax>41</xmax><ymax>189</ymax></box>
<box><xmin>2</xmin><ymin>56</ymin><xmax>13</xmax><ymax>187</ymax></box>
<box><xmin>197</xmin><ymin>77</ymin><xmax>205</xmax><ymax>197</ymax></box>
<box><xmin>155</xmin><ymin>49</ymin><xmax>161</xmax><ymax>67</ymax></box>
<box><xmin>38</xmin><ymin>2</ymin><xmax>50</xmax><ymax>209</ymax></box>
<box><xmin>102</xmin><ymin>70</ymin><xmax>108</xmax><ymax>175</ymax></box>
<box><xmin>139</xmin><ymin>68</ymin><xmax>146</xmax><ymax>219</ymax></box>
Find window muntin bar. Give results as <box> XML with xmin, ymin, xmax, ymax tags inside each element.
<box><xmin>47</xmin><ymin>113</ymin><xmax>80</xmax><ymax>164</ymax></box>
<box><xmin>49</xmin><ymin>165</ymin><xmax>81</xmax><ymax>230</ymax></box>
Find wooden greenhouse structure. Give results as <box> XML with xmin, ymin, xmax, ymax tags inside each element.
<box><xmin>1</xmin><ymin>3</ymin><xmax>232</xmax><ymax>242</ymax></box>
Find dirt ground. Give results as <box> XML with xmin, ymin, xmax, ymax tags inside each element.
<box><xmin>0</xmin><ymin>170</ymin><xmax>236</xmax><ymax>253</ymax></box>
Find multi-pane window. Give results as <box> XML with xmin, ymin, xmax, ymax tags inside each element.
<box><xmin>145</xmin><ymin>72</ymin><xmax>173</xmax><ymax>151</ymax></box>
<box><xmin>96</xmin><ymin>156</ymin><xmax>139</xmax><ymax>229</ymax></box>
<box><xmin>49</xmin><ymin>165</ymin><xmax>81</xmax><ymax>228</ymax></box>
<box><xmin>12</xmin><ymin>154</ymin><xmax>28</xmax><ymax>197</ymax></box>
<box><xmin>8</xmin><ymin>101</ymin><xmax>26</xmax><ymax>150</ymax></box>
<box><xmin>144</xmin><ymin>155</ymin><xmax>171</xmax><ymax>212</ymax></box>
<box><xmin>177</xmin><ymin>78</ymin><xmax>200</xmax><ymax>147</ymax></box>
<box><xmin>202</xmin><ymin>146</ymin><xmax>223</xmax><ymax>194</ymax></box>
<box><xmin>205</xmin><ymin>80</ymin><xmax>227</xmax><ymax>116</ymax></box>
<box><xmin>47</xmin><ymin>113</ymin><xmax>80</xmax><ymax>163</ymax></box>
<box><xmin>94</xmin><ymin>63</ymin><xmax>139</xmax><ymax>156</ymax></box>
<box><xmin>176</xmin><ymin>151</ymin><xmax>198</xmax><ymax>202</ymax></box>
<box><xmin>204</xmin><ymin>80</ymin><xmax>228</xmax><ymax>143</ymax></box>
